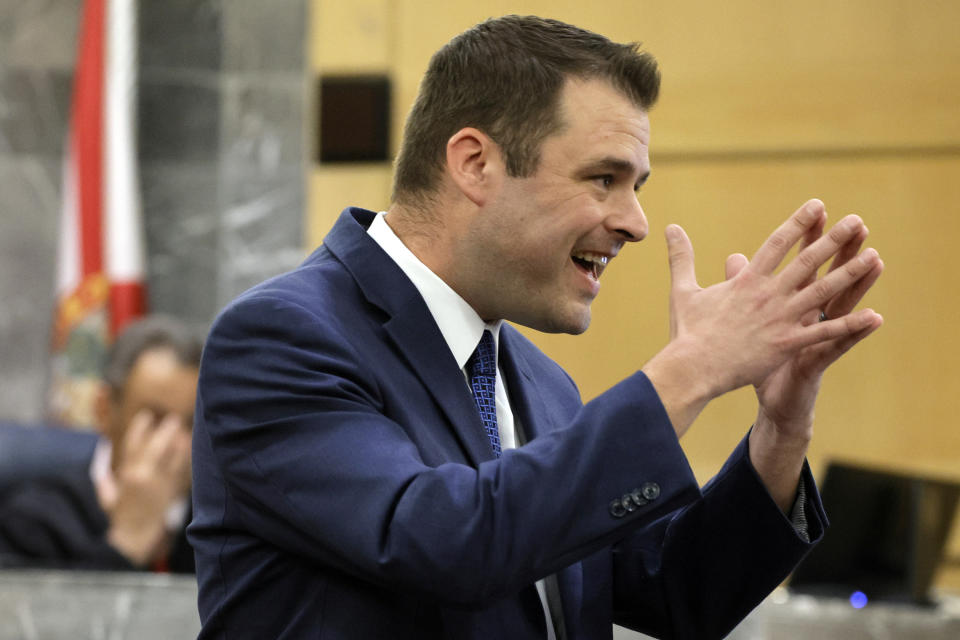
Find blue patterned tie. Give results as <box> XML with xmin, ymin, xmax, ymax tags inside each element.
<box><xmin>467</xmin><ymin>330</ymin><xmax>501</xmax><ymax>457</ymax></box>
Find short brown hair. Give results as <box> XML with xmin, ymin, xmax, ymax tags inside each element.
<box><xmin>392</xmin><ymin>15</ymin><xmax>660</xmax><ymax>206</ymax></box>
<box><xmin>103</xmin><ymin>315</ymin><xmax>202</xmax><ymax>398</ymax></box>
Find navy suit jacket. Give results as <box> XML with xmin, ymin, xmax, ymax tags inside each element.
<box><xmin>190</xmin><ymin>207</ymin><xmax>826</xmax><ymax>639</ymax></box>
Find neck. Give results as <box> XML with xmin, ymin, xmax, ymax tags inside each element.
<box><xmin>385</xmin><ymin>203</ymin><xmax>454</xmax><ymax>277</ymax></box>
<box><xmin>385</xmin><ymin>202</ymin><xmax>500</xmax><ymax>322</ymax></box>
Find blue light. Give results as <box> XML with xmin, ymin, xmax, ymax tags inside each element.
<box><xmin>849</xmin><ymin>591</ymin><xmax>868</xmax><ymax>609</ymax></box>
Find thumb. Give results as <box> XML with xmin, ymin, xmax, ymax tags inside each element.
<box><xmin>725</xmin><ymin>253</ymin><xmax>749</xmax><ymax>280</ymax></box>
<box><xmin>665</xmin><ymin>224</ymin><xmax>698</xmax><ymax>291</ymax></box>
<box><xmin>123</xmin><ymin>410</ymin><xmax>155</xmax><ymax>458</ymax></box>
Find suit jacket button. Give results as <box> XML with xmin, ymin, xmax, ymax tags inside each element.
<box><xmin>622</xmin><ymin>495</ymin><xmax>637</xmax><ymax>512</ymax></box>
<box><xmin>628</xmin><ymin>490</ymin><xmax>648</xmax><ymax>508</ymax></box>
<box><xmin>641</xmin><ymin>482</ymin><xmax>661</xmax><ymax>501</ymax></box>
<box><xmin>609</xmin><ymin>498</ymin><xmax>627</xmax><ymax>518</ymax></box>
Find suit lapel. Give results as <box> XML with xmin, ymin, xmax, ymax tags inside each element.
<box><xmin>383</xmin><ymin>309</ymin><xmax>496</xmax><ymax>466</ymax></box>
<box><xmin>498</xmin><ymin>328</ymin><xmax>552</xmax><ymax>441</ymax></box>
<box><xmin>323</xmin><ymin>208</ymin><xmax>495</xmax><ymax>467</ymax></box>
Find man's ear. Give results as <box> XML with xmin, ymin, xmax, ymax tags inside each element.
<box><xmin>444</xmin><ymin>127</ymin><xmax>504</xmax><ymax>206</ymax></box>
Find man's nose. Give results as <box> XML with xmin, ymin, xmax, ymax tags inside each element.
<box><xmin>605</xmin><ymin>193</ymin><xmax>648</xmax><ymax>242</ymax></box>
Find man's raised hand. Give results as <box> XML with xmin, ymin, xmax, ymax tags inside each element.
<box><xmin>643</xmin><ymin>199</ymin><xmax>882</xmax><ymax>439</ymax></box>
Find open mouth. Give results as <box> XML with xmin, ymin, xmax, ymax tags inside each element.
<box><xmin>571</xmin><ymin>251</ymin><xmax>609</xmax><ymax>281</ymax></box>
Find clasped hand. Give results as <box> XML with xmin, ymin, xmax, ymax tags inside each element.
<box><xmin>645</xmin><ymin>199</ymin><xmax>884</xmax><ymax>443</ymax></box>
<box><xmin>644</xmin><ymin>199</ymin><xmax>883</xmax><ymax>512</ymax></box>
<box><xmin>667</xmin><ymin>198</ymin><xmax>883</xmax><ymax>398</ymax></box>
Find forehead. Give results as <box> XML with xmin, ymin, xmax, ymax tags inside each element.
<box><xmin>546</xmin><ymin>77</ymin><xmax>650</xmax><ymax>169</ymax></box>
<box><xmin>120</xmin><ymin>347</ymin><xmax>198</xmax><ymax>412</ymax></box>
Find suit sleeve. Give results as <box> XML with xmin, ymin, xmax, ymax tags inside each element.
<box><xmin>192</xmin><ymin>294</ymin><xmax>703</xmax><ymax>606</ymax></box>
<box><xmin>0</xmin><ymin>483</ymin><xmax>134</xmax><ymax>571</ymax></box>
<box><xmin>609</xmin><ymin>433</ymin><xmax>827</xmax><ymax>640</ymax></box>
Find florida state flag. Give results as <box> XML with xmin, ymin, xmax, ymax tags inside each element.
<box><xmin>50</xmin><ymin>0</ymin><xmax>145</xmax><ymax>428</ymax></box>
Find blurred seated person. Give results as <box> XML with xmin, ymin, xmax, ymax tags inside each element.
<box><xmin>0</xmin><ymin>315</ymin><xmax>200</xmax><ymax>572</ymax></box>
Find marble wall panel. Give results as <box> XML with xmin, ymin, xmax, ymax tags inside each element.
<box><xmin>140</xmin><ymin>161</ymin><xmax>220</xmax><ymax>330</ymax></box>
<box><xmin>216</xmin><ymin>162</ymin><xmax>305</xmax><ymax>306</ymax></box>
<box><xmin>139</xmin><ymin>0</ymin><xmax>222</xmax><ymax>72</ymax></box>
<box><xmin>215</xmin><ymin>4</ymin><xmax>307</xmax><ymax>306</ymax></box>
<box><xmin>222</xmin><ymin>0</ymin><xmax>307</xmax><ymax>73</ymax></box>
<box><xmin>0</xmin><ymin>571</ymin><xmax>201</xmax><ymax>639</ymax></box>
<box><xmin>138</xmin><ymin>77</ymin><xmax>221</xmax><ymax>163</ymax></box>
<box><xmin>0</xmin><ymin>3</ymin><xmax>78</xmax><ymax>421</ymax></box>
<box><xmin>0</xmin><ymin>0</ymin><xmax>81</xmax><ymax>70</ymax></box>
<box><xmin>221</xmin><ymin>77</ymin><xmax>305</xmax><ymax>171</ymax></box>
<box><xmin>137</xmin><ymin>0</ymin><xmax>224</xmax><ymax>331</ymax></box>
<box><xmin>0</xmin><ymin>68</ymin><xmax>71</xmax><ymax>155</ymax></box>
<box><xmin>0</xmin><ymin>156</ymin><xmax>60</xmax><ymax>422</ymax></box>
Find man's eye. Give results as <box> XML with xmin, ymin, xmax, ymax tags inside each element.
<box><xmin>594</xmin><ymin>175</ymin><xmax>614</xmax><ymax>188</ymax></box>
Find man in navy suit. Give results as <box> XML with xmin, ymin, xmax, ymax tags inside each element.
<box><xmin>190</xmin><ymin>15</ymin><xmax>884</xmax><ymax>639</ymax></box>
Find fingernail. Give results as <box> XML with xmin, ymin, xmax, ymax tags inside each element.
<box><xmin>859</xmin><ymin>248</ymin><xmax>878</xmax><ymax>264</ymax></box>
<box><xmin>846</xmin><ymin>214</ymin><xmax>864</xmax><ymax>230</ymax></box>
<box><xmin>803</xmin><ymin>202</ymin><xmax>819</xmax><ymax>222</ymax></box>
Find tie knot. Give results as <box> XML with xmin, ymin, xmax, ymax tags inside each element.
<box><xmin>469</xmin><ymin>330</ymin><xmax>497</xmax><ymax>378</ymax></box>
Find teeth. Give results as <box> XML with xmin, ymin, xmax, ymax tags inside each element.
<box><xmin>571</xmin><ymin>251</ymin><xmax>609</xmax><ymax>267</ymax></box>
<box><xmin>572</xmin><ymin>251</ymin><xmax>610</xmax><ymax>280</ymax></box>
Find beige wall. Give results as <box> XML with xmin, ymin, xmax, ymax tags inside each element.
<box><xmin>309</xmin><ymin>0</ymin><xmax>960</xmax><ymax>586</ymax></box>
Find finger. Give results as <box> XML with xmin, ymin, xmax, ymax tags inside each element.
<box><xmin>751</xmin><ymin>199</ymin><xmax>827</xmax><ymax>274</ymax></box>
<box><xmin>792</xmin><ymin>247</ymin><xmax>880</xmax><ymax>314</ymax></box>
<box><xmin>795</xmin><ymin>307</ymin><xmax>883</xmax><ymax>351</ymax></box>
<box><xmin>156</xmin><ymin>412</ymin><xmax>185</xmax><ymax>448</ymax></box>
<box><xmin>665</xmin><ymin>225</ymin><xmax>699</xmax><ymax>291</ymax></box>
<box><xmin>123</xmin><ymin>410</ymin><xmax>155</xmax><ymax>458</ymax></box>
<box><xmin>802</xmin><ymin>226</ymin><xmax>869</xmax><ymax>320</ymax></box>
<box><xmin>798</xmin><ymin>209</ymin><xmax>826</xmax><ymax>252</ymax></box>
<box><xmin>778</xmin><ymin>214</ymin><xmax>866</xmax><ymax>291</ymax></box>
<box><xmin>830</xmin><ymin>312</ymin><xmax>884</xmax><ymax>357</ymax></box>
<box><xmin>826</xmin><ymin>225</ymin><xmax>868</xmax><ymax>276</ymax></box>
<box><xmin>171</xmin><ymin>428</ymin><xmax>193</xmax><ymax>474</ymax></box>
<box><xmin>160</xmin><ymin>419</ymin><xmax>193</xmax><ymax>480</ymax></box>
<box><xmin>800</xmin><ymin>308</ymin><xmax>821</xmax><ymax>327</ymax></box>
<box><xmin>725</xmin><ymin>253</ymin><xmax>748</xmax><ymax>280</ymax></box>
<box><xmin>795</xmin><ymin>210</ymin><xmax>826</xmax><ymax>289</ymax></box>
<box><xmin>141</xmin><ymin>413</ymin><xmax>184</xmax><ymax>465</ymax></box>
<box><xmin>805</xmin><ymin>310</ymin><xmax>884</xmax><ymax>372</ymax></box>
<box><xmin>825</xmin><ymin>259</ymin><xmax>883</xmax><ymax>319</ymax></box>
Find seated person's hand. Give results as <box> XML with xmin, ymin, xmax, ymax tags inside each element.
<box><xmin>105</xmin><ymin>410</ymin><xmax>192</xmax><ymax>566</ymax></box>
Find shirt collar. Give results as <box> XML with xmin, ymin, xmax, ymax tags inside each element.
<box><xmin>367</xmin><ymin>211</ymin><xmax>503</xmax><ymax>368</ymax></box>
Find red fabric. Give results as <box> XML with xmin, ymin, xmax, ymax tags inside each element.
<box><xmin>109</xmin><ymin>281</ymin><xmax>145</xmax><ymax>338</ymax></box>
<box><xmin>73</xmin><ymin>0</ymin><xmax>105</xmax><ymax>277</ymax></box>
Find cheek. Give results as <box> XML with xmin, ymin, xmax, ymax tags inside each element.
<box><xmin>110</xmin><ymin>405</ymin><xmax>137</xmax><ymax>441</ymax></box>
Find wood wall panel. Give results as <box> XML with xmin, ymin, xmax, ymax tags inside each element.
<box><xmin>389</xmin><ymin>1</ymin><xmax>960</xmax><ymax>153</ymax></box>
